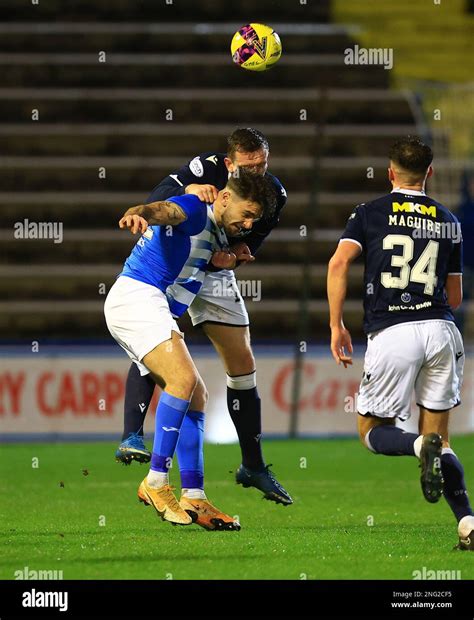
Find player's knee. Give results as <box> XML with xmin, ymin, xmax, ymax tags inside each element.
<box><xmin>358</xmin><ymin>428</ymin><xmax>368</xmax><ymax>446</ymax></box>
<box><xmin>227</xmin><ymin>346</ymin><xmax>255</xmax><ymax>375</ymax></box>
<box><xmin>357</xmin><ymin>417</ymin><xmax>371</xmax><ymax>448</ymax></box>
<box><xmin>359</xmin><ymin>429</ymin><xmax>374</xmax><ymax>451</ymax></box>
<box><xmin>167</xmin><ymin>371</ymin><xmax>199</xmax><ymax>401</ymax></box>
<box><xmin>192</xmin><ymin>379</ymin><xmax>209</xmax><ymax>411</ymax></box>
<box><xmin>358</xmin><ymin>422</ymin><xmax>378</xmax><ymax>453</ymax></box>
<box><xmin>241</xmin><ymin>349</ymin><xmax>256</xmax><ymax>373</ymax></box>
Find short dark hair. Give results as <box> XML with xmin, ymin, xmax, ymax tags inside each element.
<box><xmin>226</xmin><ymin>168</ymin><xmax>276</xmax><ymax>220</ymax></box>
<box><xmin>227</xmin><ymin>127</ymin><xmax>269</xmax><ymax>158</ymax></box>
<box><xmin>389</xmin><ymin>136</ymin><xmax>433</xmax><ymax>175</ymax></box>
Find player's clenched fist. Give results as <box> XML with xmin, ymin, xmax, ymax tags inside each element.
<box><xmin>211</xmin><ymin>250</ymin><xmax>238</xmax><ymax>270</ymax></box>
<box><xmin>211</xmin><ymin>243</ymin><xmax>255</xmax><ymax>270</ymax></box>
<box><xmin>230</xmin><ymin>242</ymin><xmax>255</xmax><ymax>264</ymax></box>
<box><xmin>185</xmin><ymin>184</ymin><xmax>219</xmax><ymax>204</ymax></box>
<box><xmin>119</xmin><ymin>214</ymin><xmax>148</xmax><ymax>235</ymax></box>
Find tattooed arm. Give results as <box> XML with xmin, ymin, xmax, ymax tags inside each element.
<box><xmin>119</xmin><ymin>201</ymin><xmax>187</xmax><ymax>234</ymax></box>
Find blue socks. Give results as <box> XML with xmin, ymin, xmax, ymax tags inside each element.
<box><xmin>150</xmin><ymin>392</ymin><xmax>190</xmax><ymax>473</ymax></box>
<box><xmin>366</xmin><ymin>425</ymin><xmax>418</xmax><ymax>456</ymax></box>
<box><xmin>441</xmin><ymin>449</ymin><xmax>473</xmax><ymax>523</ymax></box>
<box><xmin>176</xmin><ymin>410</ymin><xmax>205</xmax><ymax>489</ymax></box>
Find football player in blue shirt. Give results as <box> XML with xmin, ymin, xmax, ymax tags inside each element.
<box><xmin>115</xmin><ymin>127</ymin><xmax>292</xmax><ymax>506</ymax></box>
<box><xmin>327</xmin><ymin>136</ymin><xmax>473</xmax><ymax>550</ymax></box>
<box><xmin>105</xmin><ymin>171</ymin><xmax>275</xmax><ymax>528</ymax></box>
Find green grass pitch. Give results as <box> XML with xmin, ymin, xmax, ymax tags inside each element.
<box><xmin>1</xmin><ymin>438</ymin><xmax>473</xmax><ymax>580</ymax></box>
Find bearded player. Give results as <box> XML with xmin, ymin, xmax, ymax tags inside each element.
<box><xmin>115</xmin><ymin>128</ymin><xmax>292</xmax><ymax>506</ymax></box>
<box><xmin>106</xmin><ymin>171</ymin><xmax>275</xmax><ymax>529</ymax></box>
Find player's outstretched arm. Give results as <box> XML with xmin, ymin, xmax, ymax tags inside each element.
<box><xmin>327</xmin><ymin>240</ymin><xmax>361</xmax><ymax>367</ymax></box>
<box><xmin>119</xmin><ymin>201</ymin><xmax>188</xmax><ymax>233</ymax></box>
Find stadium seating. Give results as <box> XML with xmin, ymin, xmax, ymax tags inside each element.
<box><xmin>2</xmin><ymin>0</ymin><xmax>467</xmax><ymax>342</ymax></box>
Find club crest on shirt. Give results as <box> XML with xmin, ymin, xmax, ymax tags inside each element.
<box><xmin>189</xmin><ymin>157</ymin><xmax>204</xmax><ymax>177</ymax></box>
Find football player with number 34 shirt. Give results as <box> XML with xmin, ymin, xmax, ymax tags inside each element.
<box><xmin>327</xmin><ymin>136</ymin><xmax>474</xmax><ymax>551</ymax></box>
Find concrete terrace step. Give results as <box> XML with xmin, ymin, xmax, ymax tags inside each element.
<box><xmin>1</xmin><ymin>1</ymin><xmax>332</xmax><ymax>22</ymax></box>
<box><xmin>0</xmin><ymin>168</ymin><xmax>389</xmax><ymax>194</ymax></box>
<box><xmin>0</xmin><ymin>305</ymin><xmax>365</xmax><ymax>341</ymax></box>
<box><xmin>0</xmin><ymin>263</ymin><xmax>366</xmax><ymax>301</ymax></box>
<box><xmin>0</xmin><ymin>154</ymin><xmax>441</xmax><ymax>194</ymax></box>
<box><xmin>0</xmin><ymin>86</ymin><xmax>412</xmax><ymax>101</ymax></box>
<box><xmin>1</xmin><ymin>235</ymin><xmax>337</xmax><ymax>266</ymax></box>
<box><xmin>0</xmin><ymin>124</ymin><xmax>419</xmax><ymax>156</ymax></box>
<box><xmin>0</xmin><ymin>190</ymin><xmax>456</xmax><ymax>229</ymax></box>
<box><xmin>0</xmin><ymin>262</ymin><xmax>352</xmax><ymax>277</ymax></box>
<box><xmin>0</xmin><ymin>61</ymin><xmax>388</xmax><ymax>89</ymax></box>
<box><xmin>0</xmin><ymin>23</ymin><xmax>356</xmax><ymax>54</ymax></box>
<box><xmin>0</xmin><ymin>88</ymin><xmax>414</xmax><ymax>125</ymax></box>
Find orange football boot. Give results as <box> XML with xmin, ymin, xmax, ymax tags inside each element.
<box><xmin>179</xmin><ymin>496</ymin><xmax>241</xmax><ymax>531</ymax></box>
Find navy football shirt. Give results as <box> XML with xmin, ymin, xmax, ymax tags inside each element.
<box><xmin>146</xmin><ymin>152</ymin><xmax>287</xmax><ymax>256</ymax></box>
<box><xmin>340</xmin><ymin>189</ymin><xmax>463</xmax><ymax>334</ymax></box>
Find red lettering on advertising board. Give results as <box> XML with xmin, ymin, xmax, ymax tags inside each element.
<box><xmin>273</xmin><ymin>362</ymin><xmax>315</xmax><ymax>413</ymax></box>
<box><xmin>57</xmin><ymin>372</ymin><xmax>78</xmax><ymax>413</ymax></box>
<box><xmin>36</xmin><ymin>371</ymin><xmax>125</xmax><ymax>415</ymax></box>
<box><xmin>80</xmin><ymin>372</ymin><xmax>101</xmax><ymax>412</ymax></box>
<box><xmin>272</xmin><ymin>362</ymin><xmax>359</xmax><ymax>414</ymax></box>
<box><xmin>103</xmin><ymin>373</ymin><xmax>123</xmax><ymax>415</ymax></box>
<box><xmin>0</xmin><ymin>372</ymin><xmax>25</xmax><ymax>415</ymax></box>
<box><xmin>37</xmin><ymin>372</ymin><xmax>55</xmax><ymax>415</ymax></box>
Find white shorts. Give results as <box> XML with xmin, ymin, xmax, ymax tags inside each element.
<box><xmin>188</xmin><ymin>270</ymin><xmax>249</xmax><ymax>327</ymax></box>
<box><xmin>104</xmin><ymin>276</ymin><xmax>183</xmax><ymax>376</ymax></box>
<box><xmin>357</xmin><ymin>320</ymin><xmax>464</xmax><ymax>420</ymax></box>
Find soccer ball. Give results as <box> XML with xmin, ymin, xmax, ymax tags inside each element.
<box><xmin>231</xmin><ymin>23</ymin><xmax>282</xmax><ymax>71</ymax></box>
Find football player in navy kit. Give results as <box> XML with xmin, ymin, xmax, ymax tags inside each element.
<box><xmin>116</xmin><ymin>127</ymin><xmax>293</xmax><ymax>506</ymax></box>
<box><xmin>327</xmin><ymin>136</ymin><xmax>474</xmax><ymax>550</ymax></box>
